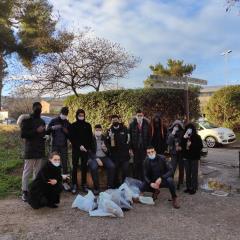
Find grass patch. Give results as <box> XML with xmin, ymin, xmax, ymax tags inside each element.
<box><xmin>0</xmin><ymin>124</ymin><xmax>23</xmax><ymax>198</ymax></box>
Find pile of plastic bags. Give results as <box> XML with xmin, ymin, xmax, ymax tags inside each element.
<box><xmin>72</xmin><ymin>177</ymin><xmax>154</xmax><ymax>217</ymax></box>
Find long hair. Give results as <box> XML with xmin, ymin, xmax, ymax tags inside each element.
<box><xmin>151</xmin><ymin>113</ymin><xmax>164</xmax><ymax>139</ymax></box>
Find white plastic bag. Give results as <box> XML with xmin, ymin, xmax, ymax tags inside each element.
<box><xmin>106</xmin><ymin>188</ymin><xmax>133</xmax><ymax>210</ymax></box>
<box><xmin>119</xmin><ymin>183</ymin><xmax>134</xmax><ymax>203</ymax></box>
<box><xmin>124</xmin><ymin>177</ymin><xmax>142</xmax><ymax>198</ymax></box>
<box><xmin>72</xmin><ymin>190</ymin><xmax>97</xmax><ymax>212</ymax></box>
<box><xmin>90</xmin><ymin>192</ymin><xmax>124</xmax><ymax>218</ymax></box>
<box><xmin>139</xmin><ymin>196</ymin><xmax>155</xmax><ymax>205</ymax></box>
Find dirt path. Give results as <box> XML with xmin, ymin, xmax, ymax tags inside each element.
<box><xmin>1</xmin><ymin>190</ymin><xmax>240</xmax><ymax>240</ymax></box>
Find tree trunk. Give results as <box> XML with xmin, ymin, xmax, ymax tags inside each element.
<box><xmin>0</xmin><ymin>52</ymin><xmax>6</xmax><ymax>110</ymax></box>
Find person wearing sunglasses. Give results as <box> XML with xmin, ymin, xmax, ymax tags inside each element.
<box><xmin>140</xmin><ymin>146</ymin><xmax>180</xmax><ymax>209</ymax></box>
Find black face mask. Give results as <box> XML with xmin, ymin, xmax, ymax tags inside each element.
<box><xmin>33</xmin><ymin>108</ymin><xmax>41</xmax><ymax>117</ymax></box>
<box><xmin>113</xmin><ymin>122</ymin><xmax>119</xmax><ymax>127</ymax></box>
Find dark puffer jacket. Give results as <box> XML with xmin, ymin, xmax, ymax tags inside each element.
<box><xmin>143</xmin><ymin>154</ymin><xmax>173</xmax><ymax>184</ymax></box>
<box><xmin>21</xmin><ymin>114</ymin><xmax>46</xmax><ymax>159</ymax></box>
<box><xmin>129</xmin><ymin>118</ymin><xmax>151</xmax><ymax>149</ymax></box>
<box><xmin>47</xmin><ymin>116</ymin><xmax>70</xmax><ymax>146</ymax></box>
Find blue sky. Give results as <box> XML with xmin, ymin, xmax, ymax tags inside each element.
<box><xmin>4</xmin><ymin>0</ymin><xmax>240</xmax><ymax>94</ymax></box>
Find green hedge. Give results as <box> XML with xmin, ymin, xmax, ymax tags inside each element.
<box><xmin>205</xmin><ymin>85</ymin><xmax>240</xmax><ymax>131</ymax></box>
<box><xmin>65</xmin><ymin>88</ymin><xmax>200</xmax><ymax>129</ymax></box>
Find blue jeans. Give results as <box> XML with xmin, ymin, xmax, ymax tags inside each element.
<box><xmin>140</xmin><ymin>177</ymin><xmax>177</xmax><ymax>199</ymax></box>
<box><xmin>88</xmin><ymin>157</ymin><xmax>115</xmax><ymax>190</ymax></box>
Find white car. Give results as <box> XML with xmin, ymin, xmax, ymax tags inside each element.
<box><xmin>196</xmin><ymin>120</ymin><xmax>236</xmax><ymax>148</ymax></box>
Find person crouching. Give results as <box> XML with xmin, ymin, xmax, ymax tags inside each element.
<box><xmin>28</xmin><ymin>152</ymin><xmax>68</xmax><ymax>209</ymax></box>
<box><xmin>140</xmin><ymin>146</ymin><xmax>180</xmax><ymax>209</ymax></box>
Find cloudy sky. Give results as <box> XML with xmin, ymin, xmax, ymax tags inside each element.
<box><xmin>5</xmin><ymin>0</ymin><xmax>240</xmax><ymax>94</ymax></box>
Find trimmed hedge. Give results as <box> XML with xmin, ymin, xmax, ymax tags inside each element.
<box><xmin>205</xmin><ymin>85</ymin><xmax>240</xmax><ymax>131</ymax></box>
<box><xmin>65</xmin><ymin>88</ymin><xmax>200</xmax><ymax>129</ymax></box>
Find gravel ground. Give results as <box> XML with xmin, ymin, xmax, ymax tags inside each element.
<box><xmin>1</xmin><ymin>189</ymin><xmax>240</xmax><ymax>240</ymax></box>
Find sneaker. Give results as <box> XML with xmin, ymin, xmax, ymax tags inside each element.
<box><xmin>172</xmin><ymin>197</ymin><xmax>180</xmax><ymax>209</ymax></box>
<box><xmin>22</xmin><ymin>191</ymin><xmax>28</xmax><ymax>202</ymax></box>
<box><xmin>63</xmin><ymin>182</ymin><xmax>71</xmax><ymax>191</ymax></box>
<box><xmin>71</xmin><ymin>184</ymin><xmax>77</xmax><ymax>195</ymax></box>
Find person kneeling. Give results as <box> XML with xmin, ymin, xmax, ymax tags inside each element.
<box><xmin>140</xmin><ymin>146</ymin><xmax>180</xmax><ymax>209</ymax></box>
<box><xmin>88</xmin><ymin>124</ymin><xmax>115</xmax><ymax>195</ymax></box>
<box><xmin>28</xmin><ymin>152</ymin><xmax>67</xmax><ymax>209</ymax></box>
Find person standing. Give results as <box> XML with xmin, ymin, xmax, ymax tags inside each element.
<box><xmin>151</xmin><ymin>113</ymin><xmax>167</xmax><ymax>154</ymax></box>
<box><xmin>181</xmin><ymin>123</ymin><xmax>203</xmax><ymax>195</ymax></box>
<box><xmin>106</xmin><ymin>115</ymin><xmax>130</xmax><ymax>187</ymax></box>
<box><xmin>21</xmin><ymin>102</ymin><xmax>47</xmax><ymax>202</ymax></box>
<box><xmin>167</xmin><ymin>120</ymin><xmax>185</xmax><ymax>189</ymax></box>
<box><xmin>88</xmin><ymin>124</ymin><xmax>115</xmax><ymax>194</ymax></box>
<box><xmin>68</xmin><ymin>109</ymin><xmax>93</xmax><ymax>194</ymax></box>
<box><xmin>129</xmin><ymin>110</ymin><xmax>152</xmax><ymax>181</ymax></box>
<box><xmin>47</xmin><ymin>107</ymin><xmax>70</xmax><ymax>191</ymax></box>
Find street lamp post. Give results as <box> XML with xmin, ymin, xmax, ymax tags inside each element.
<box><xmin>221</xmin><ymin>49</ymin><xmax>232</xmax><ymax>86</ymax></box>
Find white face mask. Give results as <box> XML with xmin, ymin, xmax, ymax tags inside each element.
<box><xmin>186</xmin><ymin>128</ymin><xmax>192</xmax><ymax>135</ymax></box>
<box><xmin>51</xmin><ymin>161</ymin><xmax>60</xmax><ymax>167</ymax></box>
<box><xmin>78</xmin><ymin>116</ymin><xmax>84</xmax><ymax>121</ymax></box>
<box><xmin>60</xmin><ymin>114</ymin><xmax>67</xmax><ymax>120</ymax></box>
<box><xmin>95</xmin><ymin>131</ymin><xmax>102</xmax><ymax>137</ymax></box>
<box><xmin>173</xmin><ymin>126</ymin><xmax>179</xmax><ymax>132</ymax></box>
<box><xmin>137</xmin><ymin>116</ymin><xmax>143</xmax><ymax>122</ymax></box>
<box><xmin>148</xmin><ymin>154</ymin><xmax>156</xmax><ymax>160</ymax></box>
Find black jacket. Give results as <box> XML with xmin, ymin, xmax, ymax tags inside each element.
<box><xmin>181</xmin><ymin>134</ymin><xmax>203</xmax><ymax>160</ymax></box>
<box><xmin>129</xmin><ymin>118</ymin><xmax>151</xmax><ymax>149</ymax></box>
<box><xmin>143</xmin><ymin>154</ymin><xmax>173</xmax><ymax>184</ymax></box>
<box><xmin>68</xmin><ymin>119</ymin><xmax>93</xmax><ymax>151</ymax></box>
<box><xmin>106</xmin><ymin>123</ymin><xmax>130</xmax><ymax>160</ymax></box>
<box><xmin>21</xmin><ymin>114</ymin><xmax>46</xmax><ymax>159</ymax></box>
<box><xmin>28</xmin><ymin>161</ymin><xmax>62</xmax><ymax>209</ymax></box>
<box><xmin>47</xmin><ymin>116</ymin><xmax>70</xmax><ymax>146</ymax></box>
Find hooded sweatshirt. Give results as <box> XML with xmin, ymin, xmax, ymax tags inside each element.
<box><xmin>68</xmin><ymin>110</ymin><xmax>93</xmax><ymax>150</ymax></box>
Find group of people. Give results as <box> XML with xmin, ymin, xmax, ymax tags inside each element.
<box><xmin>20</xmin><ymin>102</ymin><xmax>203</xmax><ymax>210</ymax></box>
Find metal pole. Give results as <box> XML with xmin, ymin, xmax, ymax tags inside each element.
<box><xmin>184</xmin><ymin>78</ymin><xmax>189</xmax><ymax>123</ymax></box>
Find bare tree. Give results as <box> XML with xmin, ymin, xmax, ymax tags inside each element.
<box><xmin>226</xmin><ymin>0</ymin><xmax>240</xmax><ymax>12</ymax></box>
<box><xmin>27</xmin><ymin>30</ymin><xmax>140</xmax><ymax>96</ymax></box>
<box><xmin>7</xmin><ymin>85</ymin><xmax>41</xmax><ymax>119</ymax></box>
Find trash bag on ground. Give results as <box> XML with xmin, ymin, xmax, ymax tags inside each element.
<box><xmin>119</xmin><ymin>183</ymin><xmax>134</xmax><ymax>204</ymax></box>
<box><xmin>124</xmin><ymin>177</ymin><xmax>142</xmax><ymax>198</ymax></box>
<box><xmin>72</xmin><ymin>190</ymin><xmax>97</xmax><ymax>212</ymax></box>
<box><xmin>90</xmin><ymin>192</ymin><xmax>124</xmax><ymax>218</ymax></box>
<box><xmin>139</xmin><ymin>196</ymin><xmax>155</xmax><ymax>205</ymax></box>
<box><xmin>105</xmin><ymin>188</ymin><xmax>133</xmax><ymax>210</ymax></box>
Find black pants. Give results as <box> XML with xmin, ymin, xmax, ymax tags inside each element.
<box><xmin>88</xmin><ymin>157</ymin><xmax>115</xmax><ymax>190</ymax></box>
<box><xmin>184</xmin><ymin>159</ymin><xmax>199</xmax><ymax>191</ymax></box>
<box><xmin>140</xmin><ymin>177</ymin><xmax>177</xmax><ymax>199</ymax></box>
<box><xmin>52</xmin><ymin>145</ymin><xmax>68</xmax><ymax>174</ymax></box>
<box><xmin>171</xmin><ymin>152</ymin><xmax>184</xmax><ymax>185</ymax></box>
<box><xmin>133</xmin><ymin>147</ymin><xmax>146</xmax><ymax>181</ymax></box>
<box><xmin>72</xmin><ymin>149</ymin><xmax>88</xmax><ymax>186</ymax></box>
<box><xmin>113</xmin><ymin>160</ymin><xmax>129</xmax><ymax>188</ymax></box>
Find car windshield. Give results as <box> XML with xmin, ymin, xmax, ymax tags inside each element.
<box><xmin>200</xmin><ymin>121</ymin><xmax>218</xmax><ymax>129</ymax></box>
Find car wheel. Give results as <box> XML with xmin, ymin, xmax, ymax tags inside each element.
<box><xmin>205</xmin><ymin>136</ymin><xmax>217</xmax><ymax>148</ymax></box>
